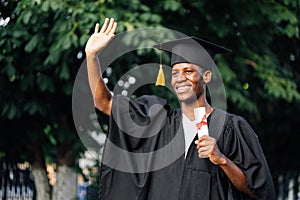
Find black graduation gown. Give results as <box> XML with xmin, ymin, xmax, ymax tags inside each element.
<box><xmin>98</xmin><ymin>95</ymin><xmax>276</xmax><ymax>200</ymax></box>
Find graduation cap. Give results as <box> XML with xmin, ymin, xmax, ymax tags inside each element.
<box><xmin>153</xmin><ymin>36</ymin><xmax>231</xmax><ymax>86</ymax></box>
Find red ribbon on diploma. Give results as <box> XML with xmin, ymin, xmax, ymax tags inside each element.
<box><xmin>196</xmin><ymin>114</ymin><xmax>207</xmax><ymax>130</ymax></box>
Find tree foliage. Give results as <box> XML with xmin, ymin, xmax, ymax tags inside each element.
<box><xmin>0</xmin><ymin>0</ymin><xmax>299</xmax><ymax>193</ymax></box>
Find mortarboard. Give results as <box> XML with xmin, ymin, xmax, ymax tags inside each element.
<box><xmin>153</xmin><ymin>36</ymin><xmax>231</xmax><ymax>86</ymax></box>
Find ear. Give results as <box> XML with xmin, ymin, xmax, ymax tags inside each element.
<box><xmin>203</xmin><ymin>70</ymin><xmax>212</xmax><ymax>84</ymax></box>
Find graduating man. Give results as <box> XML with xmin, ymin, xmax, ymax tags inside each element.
<box><xmin>85</xmin><ymin>18</ymin><xmax>276</xmax><ymax>199</ymax></box>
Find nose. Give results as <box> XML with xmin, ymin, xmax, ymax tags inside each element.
<box><xmin>175</xmin><ymin>72</ymin><xmax>186</xmax><ymax>83</ymax></box>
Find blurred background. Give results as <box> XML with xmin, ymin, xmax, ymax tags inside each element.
<box><xmin>0</xmin><ymin>0</ymin><xmax>299</xmax><ymax>199</ymax></box>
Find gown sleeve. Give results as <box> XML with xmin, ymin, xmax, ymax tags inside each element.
<box><xmin>221</xmin><ymin>115</ymin><xmax>277</xmax><ymax>199</ymax></box>
<box><xmin>108</xmin><ymin>94</ymin><xmax>173</xmax><ymax>152</ymax></box>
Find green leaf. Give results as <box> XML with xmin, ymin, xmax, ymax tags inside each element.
<box><xmin>139</xmin><ymin>13</ymin><xmax>161</xmax><ymax>23</ymax></box>
<box><xmin>79</xmin><ymin>35</ymin><xmax>90</xmax><ymax>47</ymax></box>
<box><xmin>6</xmin><ymin>64</ymin><xmax>16</xmax><ymax>77</ymax></box>
<box><xmin>60</xmin><ymin>35</ymin><xmax>72</xmax><ymax>50</ymax></box>
<box><xmin>36</xmin><ymin>73</ymin><xmax>55</xmax><ymax>92</ymax></box>
<box><xmin>20</xmin><ymin>73</ymin><xmax>34</xmax><ymax>91</ymax></box>
<box><xmin>285</xmin><ymin>24</ymin><xmax>297</xmax><ymax>38</ymax></box>
<box><xmin>2</xmin><ymin>103</ymin><xmax>18</xmax><ymax>119</ymax></box>
<box><xmin>70</xmin><ymin>33</ymin><xmax>79</xmax><ymax>48</ymax></box>
<box><xmin>25</xmin><ymin>35</ymin><xmax>39</xmax><ymax>53</ymax></box>
<box><xmin>41</xmin><ymin>1</ymin><xmax>50</xmax><ymax>12</ymax></box>
<box><xmin>22</xmin><ymin>10</ymin><xmax>32</xmax><ymax>25</ymax></box>
<box><xmin>163</xmin><ymin>0</ymin><xmax>181</xmax><ymax>11</ymax></box>
<box><xmin>59</xmin><ymin>63</ymin><xmax>70</xmax><ymax>80</ymax></box>
<box><xmin>50</xmin><ymin>1</ymin><xmax>61</xmax><ymax>11</ymax></box>
<box><xmin>44</xmin><ymin>47</ymin><xmax>60</xmax><ymax>65</ymax></box>
<box><xmin>44</xmin><ymin>125</ymin><xmax>57</xmax><ymax>145</ymax></box>
<box><xmin>13</xmin><ymin>30</ymin><xmax>26</xmax><ymax>38</ymax></box>
<box><xmin>24</xmin><ymin>102</ymin><xmax>38</xmax><ymax>115</ymax></box>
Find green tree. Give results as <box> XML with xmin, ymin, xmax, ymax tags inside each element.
<box><xmin>0</xmin><ymin>0</ymin><xmax>164</xmax><ymax>198</ymax></box>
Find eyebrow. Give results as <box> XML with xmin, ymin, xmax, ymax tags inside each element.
<box><xmin>172</xmin><ymin>66</ymin><xmax>195</xmax><ymax>71</ymax></box>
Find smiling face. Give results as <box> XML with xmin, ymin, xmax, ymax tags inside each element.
<box><xmin>171</xmin><ymin>63</ymin><xmax>210</xmax><ymax>104</ymax></box>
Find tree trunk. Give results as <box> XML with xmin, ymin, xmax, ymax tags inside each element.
<box><xmin>32</xmin><ymin>167</ymin><xmax>51</xmax><ymax>200</ymax></box>
<box><xmin>52</xmin><ymin>115</ymin><xmax>78</xmax><ymax>200</ymax></box>
<box><xmin>52</xmin><ymin>164</ymin><xmax>77</xmax><ymax>200</ymax></box>
<box><xmin>30</xmin><ymin>142</ymin><xmax>51</xmax><ymax>200</ymax></box>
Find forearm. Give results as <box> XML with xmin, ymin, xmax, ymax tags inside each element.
<box><xmin>86</xmin><ymin>53</ymin><xmax>112</xmax><ymax>115</ymax></box>
<box><xmin>196</xmin><ymin>136</ymin><xmax>255</xmax><ymax>198</ymax></box>
<box><xmin>218</xmin><ymin>156</ymin><xmax>254</xmax><ymax>198</ymax></box>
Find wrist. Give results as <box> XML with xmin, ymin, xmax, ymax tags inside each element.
<box><xmin>217</xmin><ymin>154</ymin><xmax>227</xmax><ymax>166</ymax></box>
<box><xmin>85</xmin><ymin>49</ymin><xmax>98</xmax><ymax>57</ymax></box>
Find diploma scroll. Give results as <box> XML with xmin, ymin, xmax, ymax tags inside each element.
<box><xmin>194</xmin><ymin>107</ymin><xmax>209</xmax><ymax>139</ymax></box>
<box><xmin>194</xmin><ymin>107</ymin><xmax>209</xmax><ymax>158</ymax></box>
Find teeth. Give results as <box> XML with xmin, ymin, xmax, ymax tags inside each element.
<box><xmin>177</xmin><ymin>86</ymin><xmax>190</xmax><ymax>92</ymax></box>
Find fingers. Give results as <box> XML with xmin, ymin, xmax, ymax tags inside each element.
<box><xmin>111</xmin><ymin>22</ymin><xmax>118</xmax><ymax>34</ymax></box>
<box><xmin>99</xmin><ymin>18</ymin><xmax>109</xmax><ymax>33</ymax></box>
<box><xmin>96</xmin><ymin>18</ymin><xmax>117</xmax><ymax>35</ymax></box>
<box><xmin>195</xmin><ymin>136</ymin><xmax>216</xmax><ymax>152</ymax></box>
<box><xmin>196</xmin><ymin>139</ymin><xmax>210</xmax><ymax>158</ymax></box>
<box><xmin>195</xmin><ymin>136</ymin><xmax>223</xmax><ymax>162</ymax></box>
<box><xmin>94</xmin><ymin>23</ymin><xmax>100</xmax><ymax>34</ymax></box>
<box><xmin>195</xmin><ymin>135</ymin><xmax>210</xmax><ymax>149</ymax></box>
<box><xmin>104</xmin><ymin>18</ymin><xmax>115</xmax><ymax>34</ymax></box>
<box><xmin>198</xmin><ymin>147</ymin><xmax>211</xmax><ymax>157</ymax></box>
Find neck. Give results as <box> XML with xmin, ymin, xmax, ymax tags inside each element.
<box><xmin>181</xmin><ymin>97</ymin><xmax>213</xmax><ymax>121</ymax></box>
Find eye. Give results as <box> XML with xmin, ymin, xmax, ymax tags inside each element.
<box><xmin>185</xmin><ymin>70</ymin><xmax>193</xmax><ymax>75</ymax></box>
<box><xmin>172</xmin><ymin>71</ymin><xmax>178</xmax><ymax>77</ymax></box>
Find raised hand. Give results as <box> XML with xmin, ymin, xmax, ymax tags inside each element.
<box><xmin>85</xmin><ymin>18</ymin><xmax>117</xmax><ymax>56</ymax></box>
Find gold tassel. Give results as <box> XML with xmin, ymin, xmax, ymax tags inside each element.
<box><xmin>155</xmin><ymin>64</ymin><xmax>165</xmax><ymax>86</ymax></box>
<box><xmin>155</xmin><ymin>44</ymin><xmax>165</xmax><ymax>86</ymax></box>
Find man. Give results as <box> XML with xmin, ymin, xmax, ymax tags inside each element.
<box><xmin>85</xmin><ymin>18</ymin><xmax>276</xmax><ymax>199</ymax></box>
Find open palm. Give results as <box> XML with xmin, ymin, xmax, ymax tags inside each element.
<box><xmin>85</xmin><ymin>18</ymin><xmax>117</xmax><ymax>55</ymax></box>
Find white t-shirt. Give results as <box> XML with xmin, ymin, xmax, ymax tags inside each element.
<box><xmin>182</xmin><ymin>114</ymin><xmax>197</xmax><ymax>158</ymax></box>
<box><xmin>182</xmin><ymin>113</ymin><xmax>210</xmax><ymax>158</ymax></box>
